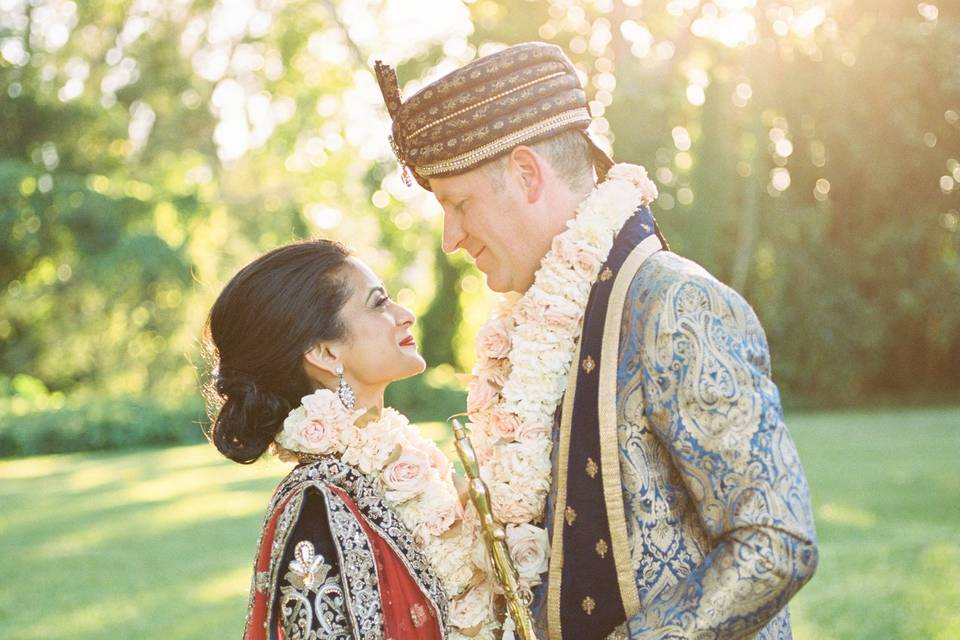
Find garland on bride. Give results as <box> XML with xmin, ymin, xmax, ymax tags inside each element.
<box><xmin>274</xmin><ymin>163</ymin><xmax>657</xmax><ymax>640</ymax></box>
<box><xmin>274</xmin><ymin>389</ymin><xmax>502</xmax><ymax>638</ymax></box>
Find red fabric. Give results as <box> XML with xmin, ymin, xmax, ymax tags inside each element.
<box><xmin>328</xmin><ymin>485</ymin><xmax>443</xmax><ymax>640</ymax></box>
<box><xmin>245</xmin><ymin>492</ymin><xmax>298</xmax><ymax>640</ymax></box>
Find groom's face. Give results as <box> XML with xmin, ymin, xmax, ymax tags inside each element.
<box><xmin>430</xmin><ymin>160</ymin><xmax>553</xmax><ymax>293</ymax></box>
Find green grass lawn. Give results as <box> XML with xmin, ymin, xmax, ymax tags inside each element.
<box><xmin>1</xmin><ymin>409</ymin><xmax>958</xmax><ymax>639</ymax></box>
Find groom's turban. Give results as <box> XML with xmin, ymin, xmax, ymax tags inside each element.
<box><xmin>374</xmin><ymin>42</ymin><xmax>612</xmax><ymax>190</ymax></box>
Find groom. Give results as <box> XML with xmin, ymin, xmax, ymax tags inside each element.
<box><xmin>376</xmin><ymin>43</ymin><xmax>818</xmax><ymax>639</ymax></box>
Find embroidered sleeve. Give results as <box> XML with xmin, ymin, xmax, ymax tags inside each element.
<box><xmin>276</xmin><ymin>487</ymin><xmax>354</xmax><ymax>640</ymax></box>
<box><xmin>623</xmin><ymin>271</ymin><xmax>818</xmax><ymax>639</ymax></box>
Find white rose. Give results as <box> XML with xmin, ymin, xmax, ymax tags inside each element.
<box><xmin>505</xmin><ymin>523</ymin><xmax>550</xmax><ymax>586</ymax></box>
<box><xmin>420</xmin><ymin>526</ymin><xmax>476</xmax><ymax>596</ymax></box>
<box><xmin>608</xmin><ymin>163</ymin><xmax>659</xmax><ymax>203</ymax></box>
<box><xmin>341</xmin><ymin>417</ymin><xmax>402</xmax><ymax>474</ymax></box>
<box><xmin>568</xmin><ymin>208</ymin><xmax>610</xmax><ymax>246</ymax></box>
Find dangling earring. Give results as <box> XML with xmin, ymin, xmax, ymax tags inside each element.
<box><xmin>335</xmin><ymin>364</ymin><xmax>356</xmax><ymax>410</ymax></box>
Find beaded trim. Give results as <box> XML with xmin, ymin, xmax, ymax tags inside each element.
<box><xmin>414</xmin><ymin>107</ymin><xmax>591</xmax><ymax>177</ymax></box>
<box><xmin>406</xmin><ymin>70</ymin><xmax>568</xmax><ymax>140</ymax></box>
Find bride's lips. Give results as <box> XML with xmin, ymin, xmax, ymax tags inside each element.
<box><xmin>399</xmin><ymin>335</ymin><xmax>416</xmax><ymax>347</ymax></box>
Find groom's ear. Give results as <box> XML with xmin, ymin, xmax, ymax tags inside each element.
<box><xmin>508</xmin><ymin>145</ymin><xmax>545</xmax><ymax>204</ymax></box>
<box><xmin>303</xmin><ymin>343</ymin><xmax>340</xmax><ymax>377</ymax></box>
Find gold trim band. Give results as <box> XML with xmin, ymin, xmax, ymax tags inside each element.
<box><xmin>597</xmin><ymin>234</ymin><xmax>663</xmax><ymax>620</ymax></box>
<box><xmin>546</xmin><ymin>327</ymin><xmax>583</xmax><ymax>640</ymax></box>
<box><xmin>414</xmin><ymin>107</ymin><xmax>591</xmax><ymax>177</ymax></box>
<box><xmin>407</xmin><ymin>71</ymin><xmax>567</xmax><ymax>140</ymax></box>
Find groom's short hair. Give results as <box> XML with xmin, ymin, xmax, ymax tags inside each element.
<box><xmin>374</xmin><ymin>42</ymin><xmax>610</xmax><ymax>191</ymax></box>
<box><xmin>481</xmin><ymin>129</ymin><xmax>595</xmax><ymax>193</ymax></box>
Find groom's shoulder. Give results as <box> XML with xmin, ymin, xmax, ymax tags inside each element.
<box><xmin>624</xmin><ymin>250</ymin><xmax>755</xmax><ymax>323</ymax></box>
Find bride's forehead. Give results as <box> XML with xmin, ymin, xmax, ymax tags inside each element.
<box><xmin>344</xmin><ymin>257</ymin><xmax>382</xmax><ymax>288</ymax></box>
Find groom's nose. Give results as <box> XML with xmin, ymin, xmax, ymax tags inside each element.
<box><xmin>441</xmin><ymin>213</ymin><xmax>465</xmax><ymax>254</ymax></box>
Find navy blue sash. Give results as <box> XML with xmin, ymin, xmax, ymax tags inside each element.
<box><xmin>556</xmin><ymin>205</ymin><xmax>660</xmax><ymax>638</ymax></box>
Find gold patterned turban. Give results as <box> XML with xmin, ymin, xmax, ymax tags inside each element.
<box><xmin>374</xmin><ymin>41</ymin><xmax>613</xmax><ymax>190</ymax></box>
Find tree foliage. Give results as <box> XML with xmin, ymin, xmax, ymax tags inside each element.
<box><xmin>1</xmin><ymin>0</ymin><xmax>957</xmax><ymax>440</ymax></box>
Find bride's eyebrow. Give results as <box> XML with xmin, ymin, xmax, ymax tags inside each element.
<box><xmin>365</xmin><ymin>285</ymin><xmax>386</xmax><ymax>305</ymax></box>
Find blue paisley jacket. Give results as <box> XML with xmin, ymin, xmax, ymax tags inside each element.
<box><xmin>609</xmin><ymin>250</ymin><xmax>819</xmax><ymax>639</ymax></box>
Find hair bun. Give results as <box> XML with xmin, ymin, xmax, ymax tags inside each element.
<box><xmin>210</xmin><ymin>366</ymin><xmax>292</xmax><ymax>464</ymax></box>
<box><xmin>213</xmin><ymin>366</ymin><xmax>257</xmax><ymax>399</ymax></box>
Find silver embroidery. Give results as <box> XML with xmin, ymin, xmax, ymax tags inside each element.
<box><xmin>279</xmin><ymin>541</ymin><xmax>351</xmax><ymax>639</ymax></box>
<box><xmin>244</xmin><ymin>458</ymin><xmax>450</xmax><ymax>640</ymax></box>
<box><xmin>323</xmin><ymin>488</ymin><xmax>385</xmax><ymax>638</ymax></box>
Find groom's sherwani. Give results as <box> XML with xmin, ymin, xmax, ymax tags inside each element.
<box><xmin>541</xmin><ymin>220</ymin><xmax>818</xmax><ymax>639</ymax></box>
<box><xmin>372</xmin><ymin>39</ymin><xmax>818</xmax><ymax>640</ymax></box>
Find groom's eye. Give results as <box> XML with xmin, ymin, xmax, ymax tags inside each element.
<box><xmin>454</xmin><ymin>199</ymin><xmax>468</xmax><ymax>214</ymax></box>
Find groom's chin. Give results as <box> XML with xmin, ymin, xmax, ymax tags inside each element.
<box><xmin>483</xmin><ymin>271</ymin><xmax>513</xmax><ymax>293</ymax></box>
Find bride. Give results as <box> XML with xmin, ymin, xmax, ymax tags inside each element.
<box><xmin>204</xmin><ymin>239</ymin><xmax>473</xmax><ymax>639</ymax></box>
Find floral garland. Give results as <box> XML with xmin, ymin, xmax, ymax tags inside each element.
<box><xmin>465</xmin><ymin>163</ymin><xmax>659</xmax><ymax>597</ymax></box>
<box><xmin>273</xmin><ymin>164</ymin><xmax>658</xmax><ymax>639</ymax></box>
<box><xmin>274</xmin><ymin>389</ymin><xmax>501</xmax><ymax>639</ymax></box>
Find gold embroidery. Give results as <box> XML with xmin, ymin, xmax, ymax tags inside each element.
<box><xmin>599</xmin><ymin>267</ymin><xmax>613</xmax><ymax>281</ymax></box>
<box><xmin>595</xmin><ymin>538</ymin><xmax>608</xmax><ymax>558</ymax></box>
<box><xmin>582</xmin><ymin>596</ymin><xmax>596</xmax><ymax>615</ymax></box>
<box><xmin>415</xmin><ymin>108</ymin><xmax>591</xmax><ymax>176</ymax></box>
<box><xmin>255</xmin><ymin>570</ymin><xmax>270</xmax><ymax>593</ymax></box>
<box><xmin>410</xmin><ymin>603</ymin><xmax>428</xmax><ymax>628</ymax></box>
<box><xmin>585</xmin><ymin>457</ymin><xmax>599</xmax><ymax>478</ymax></box>
<box><xmin>565</xmin><ymin>506</ymin><xmax>577</xmax><ymax>526</ymax></box>
<box><xmin>408</xmin><ymin>71</ymin><xmax>567</xmax><ymax>139</ymax></box>
<box><xmin>582</xmin><ymin>355</ymin><xmax>596</xmax><ymax>374</ymax></box>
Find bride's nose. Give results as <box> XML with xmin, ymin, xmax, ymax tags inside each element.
<box><xmin>395</xmin><ymin>303</ymin><xmax>415</xmax><ymax>327</ymax></box>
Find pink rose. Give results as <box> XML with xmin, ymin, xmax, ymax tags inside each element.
<box><xmin>467</xmin><ymin>376</ymin><xmax>499</xmax><ymax>413</ymax></box>
<box><xmin>542</xmin><ymin>295</ymin><xmax>581</xmax><ymax>333</ymax></box>
<box><xmin>276</xmin><ymin>389</ymin><xmax>358</xmax><ymax>455</ymax></box>
<box><xmin>515</xmin><ymin>289</ymin><xmax>580</xmax><ymax>333</ymax></box>
<box><xmin>552</xmin><ymin>233</ymin><xmax>605</xmax><ymax>281</ymax></box>
<box><xmin>448</xmin><ymin>583</ymin><xmax>494</xmax><ymax>630</ymax></box>
<box><xmin>297</xmin><ymin>417</ymin><xmax>340</xmax><ymax>454</ymax></box>
<box><xmin>512</xmin><ymin>294</ymin><xmax>540</xmax><ymax>325</ymax></box>
<box><xmin>479</xmin><ymin>358</ymin><xmax>511</xmax><ymax>387</ymax></box>
<box><xmin>516</xmin><ymin>419</ymin><xmax>549</xmax><ymax>443</ymax></box>
<box><xmin>475</xmin><ymin>318</ymin><xmax>511</xmax><ymax>360</ymax></box>
<box><xmin>488</xmin><ymin>408</ymin><xmax>521</xmax><ymax>442</ymax></box>
<box><xmin>419</xmin><ymin>484</ymin><xmax>463</xmax><ymax>537</ymax></box>
<box><xmin>424</xmin><ymin>442</ymin><xmax>453</xmax><ymax>482</ymax></box>
<box><xmin>381</xmin><ymin>447</ymin><xmax>431</xmax><ymax>502</ymax></box>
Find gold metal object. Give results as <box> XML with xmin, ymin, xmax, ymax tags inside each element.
<box><xmin>450</xmin><ymin>418</ymin><xmax>538</xmax><ymax>640</ymax></box>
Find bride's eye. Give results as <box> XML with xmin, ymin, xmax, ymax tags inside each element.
<box><xmin>374</xmin><ymin>295</ymin><xmax>389</xmax><ymax>308</ymax></box>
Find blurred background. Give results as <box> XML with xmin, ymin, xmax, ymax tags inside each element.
<box><xmin>1</xmin><ymin>0</ymin><xmax>957</xmax><ymax>638</ymax></box>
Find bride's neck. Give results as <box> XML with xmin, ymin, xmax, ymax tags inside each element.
<box><xmin>344</xmin><ymin>381</ymin><xmax>385</xmax><ymax>413</ymax></box>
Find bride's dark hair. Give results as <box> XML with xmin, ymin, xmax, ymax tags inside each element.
<box><xmin>203</xmin><ymin>239</ymin><xmax>352</xmax><ymax>463</ymax></box>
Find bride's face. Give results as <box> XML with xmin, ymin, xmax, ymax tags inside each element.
<box><xmin>332</xmin><ymin>258</ymin><xmax>425</xmax><ymax>388</ymax></box>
